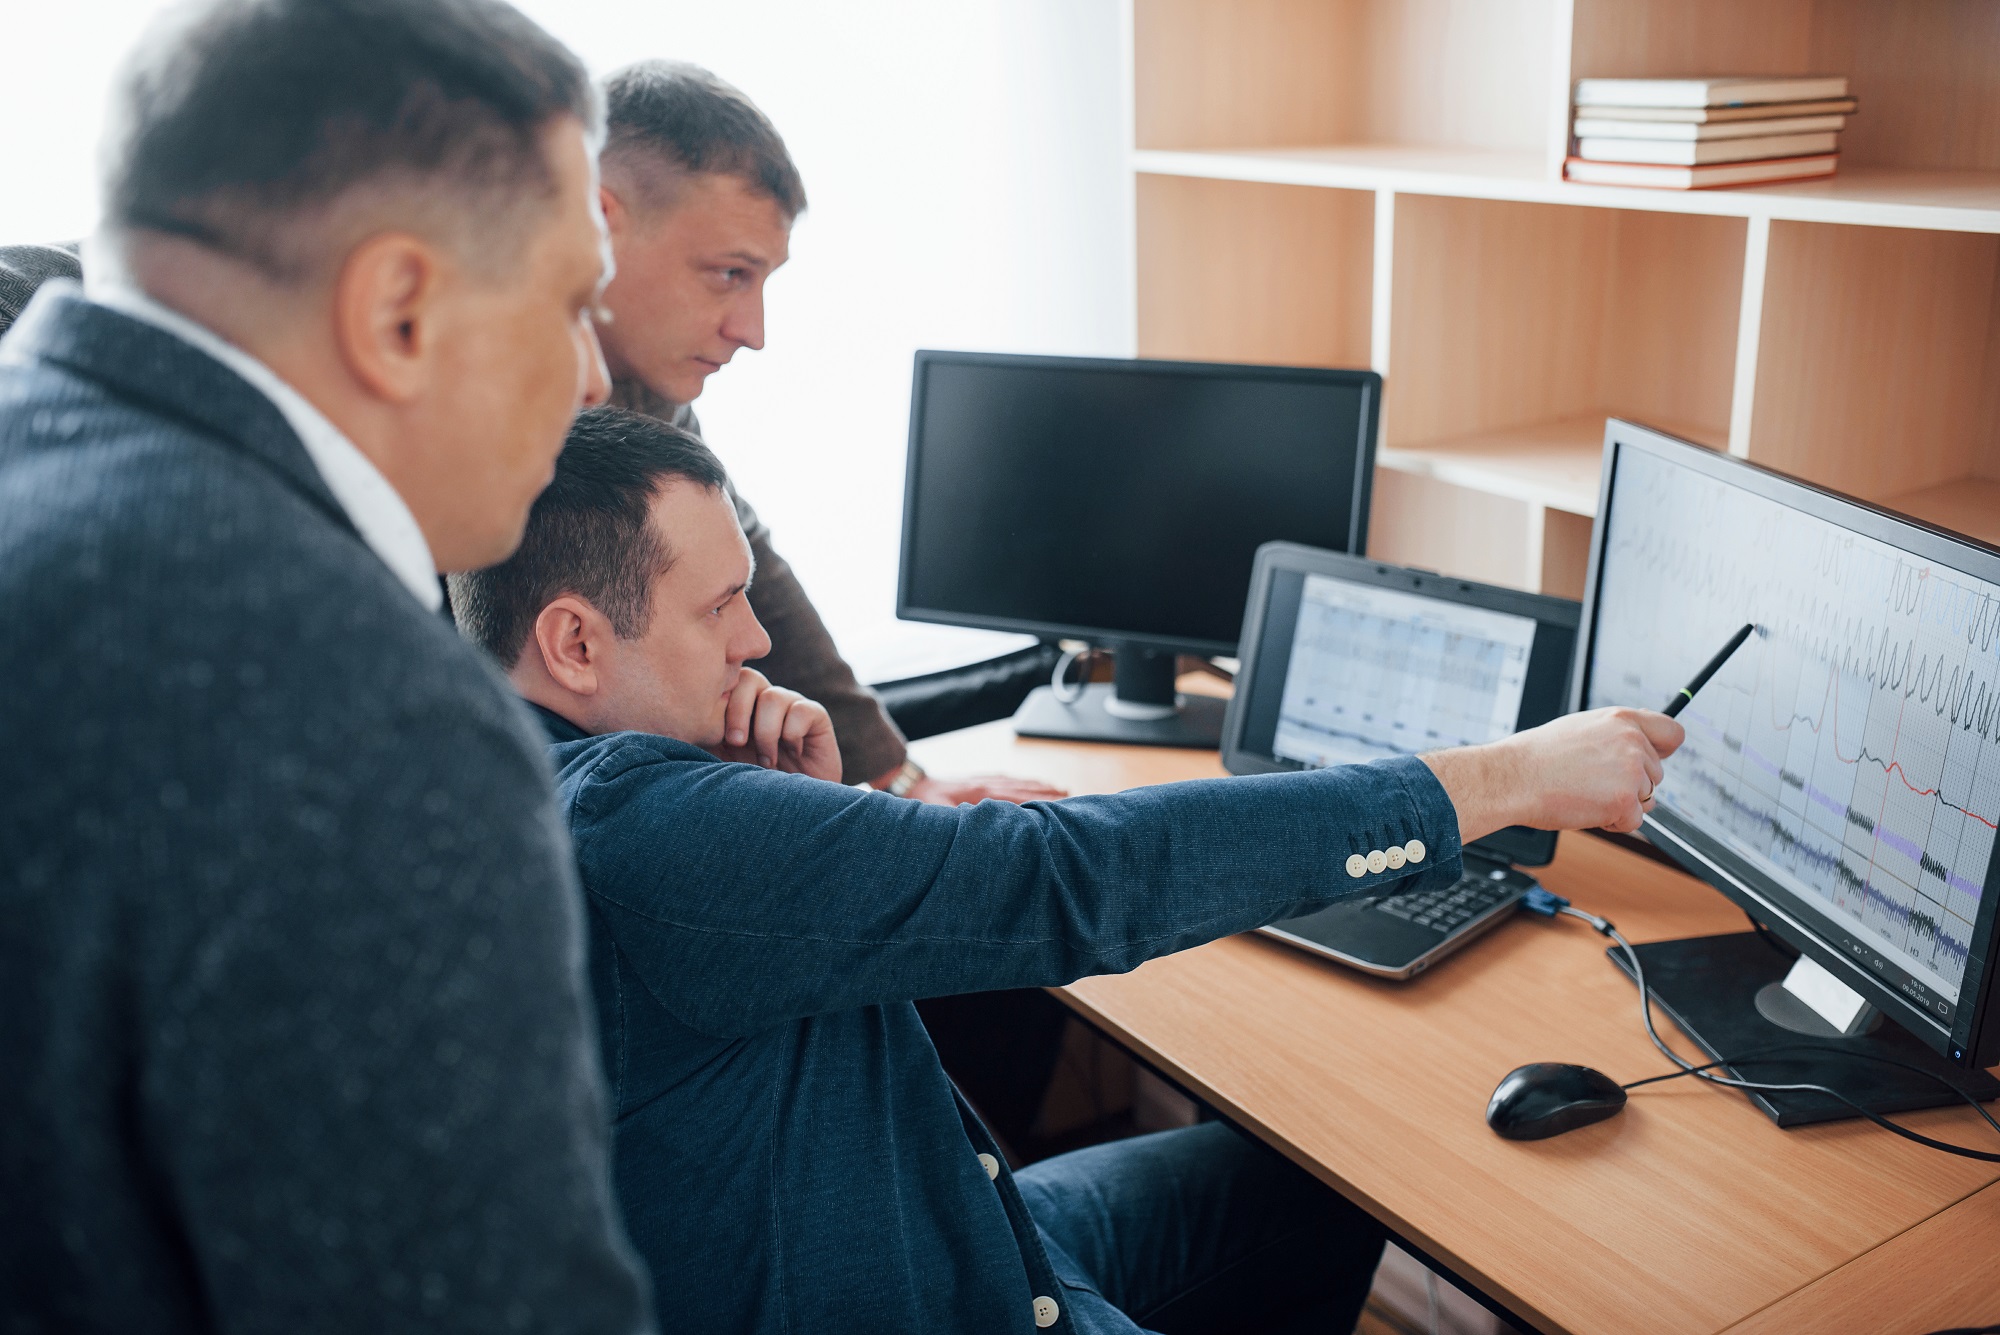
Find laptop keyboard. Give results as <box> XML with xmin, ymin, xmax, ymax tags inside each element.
<box><xmin>1373</xmin><ymin>867</ymin><xmax>1519</xmax><ymax>934</ymax></box>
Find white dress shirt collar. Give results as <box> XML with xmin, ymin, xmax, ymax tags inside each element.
<box><xmin>84</xmin><ymin>280</ymin><xmax>443</xmax><ymax>612</ymax></box>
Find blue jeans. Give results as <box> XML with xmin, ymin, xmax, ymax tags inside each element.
<box><xmin>1014</xmin><ymin>1121</ymin><xmax>1387</xmax><ymax>1335</ymax></box>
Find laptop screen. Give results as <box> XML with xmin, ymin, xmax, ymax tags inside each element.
<box><xmin>1272</xmin><ymin>574</ymin><xmax>1540</xmax><ymax>768</ymax></box>
<box><xmin>1224</xmin><ymin>544</ymin><xmax>1580</xmax><ymax>866</ymax></box>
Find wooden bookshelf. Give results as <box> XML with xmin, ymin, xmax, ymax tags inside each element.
<box><xmin>1377</xmin><ymin>414</ymin><xmax>1722</xmax><ymax>519</ymax></box>
<box><xmin>1133</xmin><ymin>150</ymin><xmax>2000</xmax><ymax>234</ymax></box>
<box><xmin>1130</xmin><ymin>0</ymin><xmax>2000</xmax><ymax>597</ymax></box>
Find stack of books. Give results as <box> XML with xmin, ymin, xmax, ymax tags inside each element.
<box><xmin>1564</xmin><ymin>76</ymin><xmax>1855</xmax><ymax>189</ymax></box>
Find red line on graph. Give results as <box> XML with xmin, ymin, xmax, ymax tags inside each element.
<box><xmin>1869</xmin><ymin>664</ymin><xmax>1915</xmax><ymax>861</ymax></box>
<box><xmin>1757</xmin><ymin>638</ymin><xmax>2000</xmax><ymax>831</ymax></box>
<box><xmin>1874</xmin><ymin>759</ymin><xmax>1996</xmax><ymax>829</ymax></box>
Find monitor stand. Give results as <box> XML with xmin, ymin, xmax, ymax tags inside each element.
<box><xmin>1011</xmin><ymin>644</ymin><xmax>1225</xmax><ymax>749</ymax></box>
<box><xmin>1607</xmin><ymin>931</ymin><xmax>2000</xmax><ymax>1127</ymax></box>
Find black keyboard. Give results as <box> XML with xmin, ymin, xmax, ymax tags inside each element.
<box><xmin>1373</xmin><ymin>867</ymin><xmax>1520</xmax><ymax>934</ymax></box>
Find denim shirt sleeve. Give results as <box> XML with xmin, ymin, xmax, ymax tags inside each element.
<box><xmin>562</xmin><ymin>739</ymin><xmax>1462</xmax><ymax>1038</ymax></box>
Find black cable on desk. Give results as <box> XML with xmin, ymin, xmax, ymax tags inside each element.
<box><xmin>1547</xmin><ymin>901</ymin><xmax>2000</xmax><ymax>1163</ymax></box>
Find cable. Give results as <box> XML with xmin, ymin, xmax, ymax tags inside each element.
<box><xmin>1617</xmin><ymin>1046</ymin><xmax>2000</xmax><ymax>1146</ymax></box>
<box><xmin>1547</xmin><ymin>902</ymin><xmax>2000</xmax><ymax>1163</ymax></box>
<box><xmin>1049</xmin><ymin>644</ymin><xmax>1095</xmax><ymax>705</ymax></box>
<box><xmin>1049</xmin><ymin>645</ymin><xmax>1233</xmax><ymax>702</ymax></box>
<box><xmin>1740</xmin><ymin>907</ymin><xmax>1791</xmax><ymax>959</ymax></box>
<box><xmin>1618</xmin><ymin>1046</ymin><xmax>2000</xmax><ymax>1136</ymax></box>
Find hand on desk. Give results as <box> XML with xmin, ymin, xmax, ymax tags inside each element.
<box><xmin>1422</xmin><ymin>706</ymin><xmax>1684</xmax><ymax>843</ymax></box>
<box><xmin>905</xmin><ymin>775</ymin><xmax>1070</xmax><ymax>806</ymax></box>
<box><xmin>714</xmin><ymin>669</ymin><xmax>843</xmax><ymax>782</ymax></box>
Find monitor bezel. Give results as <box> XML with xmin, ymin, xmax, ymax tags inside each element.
<box><xmin>895</xmin><ymin>349</ymin><xmax>1382</xmax><ymax>657</ymax></box>
<box><xmin>1570</xmin><ymin>419</ymin><xmax>2000</xmax><ymax>1069</ymax></box>
<box><xmin>1222</xmin><ymin>541</ymin><xmax>1580</xmax><ymax>869</ymax></box>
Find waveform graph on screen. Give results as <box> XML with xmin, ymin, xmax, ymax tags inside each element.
<box><xmin>1271</xmin><ymin>575</ymin><xmax>1535</xmax><ymax>769</ymax></box>
<box><xmin>1589</xmin><ymin>449</ymin><xmax>2000</xmax><ymax>1010</ymax></box>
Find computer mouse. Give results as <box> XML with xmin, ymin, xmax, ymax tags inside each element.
<box><xmin>1485</xmin><ymin>1062</ymin><xmax>1628</xmax><ymax>1140</ymax></box>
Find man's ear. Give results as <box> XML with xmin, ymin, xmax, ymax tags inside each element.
<box><xmin>330</xmin><ymin>231</ymin><xmax>446</xmax><ymax>404</ymax></box>
<box><xmin>530</xmin><ymin>595</ymin><xmax>612</xmax><ymax>697</ymax></box>
<box><xmin>599</xmin><ymin>184</ymin><xmax>630</xmax><ymax>243</ymax></box>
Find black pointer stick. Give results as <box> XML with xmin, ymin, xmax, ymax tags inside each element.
<box><xmin>1663</xmin><ymin>623</ymin><xmax>1758</xmax><ymax>719</ymax></box>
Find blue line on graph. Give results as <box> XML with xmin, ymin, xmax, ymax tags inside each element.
<box><xmin>1678</xmin><ymin>767</ymin><xmax>1970</xmax><ymax>967</ymax></box>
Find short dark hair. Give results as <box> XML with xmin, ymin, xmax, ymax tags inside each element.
<box><xmin>450</xmin><ymin>407</ymin><xmax>731</xmax><ymax>666</ymax></box>
<box><xmin>601</xmin><ymin>61</ymin><xmax>807</xmax><ymax>219</ymax></box>
<box><xmin>102</xmin><ymin>0</ymin><xmax>598</xmax><ymax>279</ymax></box>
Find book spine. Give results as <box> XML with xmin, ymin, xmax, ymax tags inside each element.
<box><xmin>1575</xmin><ymin>132</ymin><xmax>1837</xmax><ymax>165</ymax></box>
<box><xmin>1563</xmin><ymin>154</ymin><xmax>1838</xmax><ymax>190</ymax></box>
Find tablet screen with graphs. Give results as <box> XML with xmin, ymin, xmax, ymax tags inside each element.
<box><xmin>1223</xmin><ymin>543</ymin><xmax>1577</xmax><ymax>869</ymax></box>
<box><xmin>1578</xmin><ymin>424</ymin><xmax>2000</xmax><ymax>1058</ymax></box>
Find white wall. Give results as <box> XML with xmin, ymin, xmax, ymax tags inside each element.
<box><xmin>0</xmin><ymin>0</ymin><xmax>1134</xmax><ymax>683</ymax></box>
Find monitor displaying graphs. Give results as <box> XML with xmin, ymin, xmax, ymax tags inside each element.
<box><xmin>1588</xmin><ymin>446</ymin><xmax>2000</xmax><ymax>1024</ymax></box>
<box><xmin>1274</xmin><ymin>575</ymin><xmax>1537</xmax><ymax>769</ymax></box>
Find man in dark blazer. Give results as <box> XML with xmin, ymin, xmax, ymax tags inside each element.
<box><xmin>452</xmin><ymin>408</ymin><xmax>1686</xmax><ymax>1335</ymax></box>
<box><xmin>0</xmin><ymin>1</ymin><xmax>651</xmax><ymax>1330</ymax></box>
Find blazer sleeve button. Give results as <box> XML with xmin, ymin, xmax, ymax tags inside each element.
<box><xmin>1405</xmin><ymin>839</ymin><xmax>1426</xmax><ymax>864</ymax></box>
<box><xmin>1345</xmin><ymin>853</ymin><xmax>1369</xmax><ymax>878</ymax></box>
<box><xmin>1366</xmin><ymin>849</ymin><xmax>1388</xmax><ymax>874</ymax></box>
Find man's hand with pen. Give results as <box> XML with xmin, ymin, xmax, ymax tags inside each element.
<box><xmin>1421</xmin><ymin>622</ymin><xmax>1760</xmax><ymax>844</ymax></box>
<box><xmin>1423</xmin><ymin>708</ymin><xmax>1685</xmax><ymax>842</ymax></box>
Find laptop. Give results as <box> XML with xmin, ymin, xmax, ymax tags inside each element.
<box><xmin>1220</xmin><ymin>543</ymin><xmax>1581</xmax><ymax>979</ymax></box>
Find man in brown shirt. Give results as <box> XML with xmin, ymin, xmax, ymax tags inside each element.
<box><xmin>594</xmin><ymin>60</ymin><xmax>1062</xmax><ymax>804</ymax></box>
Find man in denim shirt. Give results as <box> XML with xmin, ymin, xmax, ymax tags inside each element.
<box><xmin>450</xmin><ymin>409</ymin><xmax>1683</xmax><ymax>1334</ymax></box>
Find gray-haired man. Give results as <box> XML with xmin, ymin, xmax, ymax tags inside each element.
<box><xmin>0</xmin><ymin>0</ymin><xmax>649</xmax><ymax>1329</ymax></box>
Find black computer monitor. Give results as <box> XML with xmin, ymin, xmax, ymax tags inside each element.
<box><xmin>1573</xmin><ymin>420</ymin><xmax>2000</xmax><ymax>1121</ymax></box>
<box><xmin>897</xmin><ymin>350</ymin><xmax>1380</xmax><ymax>747</ymax></box>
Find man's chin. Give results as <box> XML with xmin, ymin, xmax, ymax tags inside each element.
<box><xmin>442</xmin><ymin>507</ymin><xmax>532</xmax><ymax>574</ymax></box>
<box><xmin>677</xmin><ymin>364</ymin><xmax>722</xmax><ymax>399</ymax></box>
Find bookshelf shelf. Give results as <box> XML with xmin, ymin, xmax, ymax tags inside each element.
<box><xmin>1129</xmin><ymin>0</ymin><xmax>2000</xmax><ymax>603</ymax></box>
<box><xmin>1135</xmin><ymin>150</ymin><xmax>2000</xmax><ymax>235</ymax></box>
<box><xmin>1377</xmin><ymin>415</ymin><xmax>1724</xmax><ymax>519</ymax></box>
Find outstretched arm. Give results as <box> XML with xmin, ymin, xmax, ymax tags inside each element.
<box><xmin>1424</xmin><ymin>706</ymin><xmax>1684</xmax><ymax>842</ymax></box>
<box><xmin>559</xmin><ymin>705</ymin><xmax>1678</xmax><ymax>1038</ymax></box>
<box><xmin>886</xmin><ymin>768</ymin><xmax>1070</xmax><ymax>806</ymax></box>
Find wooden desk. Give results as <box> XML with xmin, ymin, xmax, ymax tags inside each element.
<box><xmin>909</xmin><ymin>720</ymin><xmax>2000</xmax><ymax>1335</ymax></box>
<box><xmin>1724</xmin><ymin>1179</ymin><xmax>2000</xmax><ymax>1335</ymax></box>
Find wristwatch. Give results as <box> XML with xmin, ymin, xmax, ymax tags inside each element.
<box><xmin>882</xmin><ymin>758</ymin><xmax>926</xmax><ymax>798</ymax></box>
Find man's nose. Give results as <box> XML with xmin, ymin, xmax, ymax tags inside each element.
<box><xmin>734</xmin><ymin>606</ymin><xmax>773</xmax><ymax>665</ymax></box>
<box><xmin>723</xmin><ymin>290</ymin><xmax>766</xmax><ymax>353</ymax></box>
